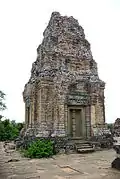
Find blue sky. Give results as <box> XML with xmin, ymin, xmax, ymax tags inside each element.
<box><xmin>0</xmin><ymin>0</ymin><xmax>120</xmax><ymax>123</ymax></box>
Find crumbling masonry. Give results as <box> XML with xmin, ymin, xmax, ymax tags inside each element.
<box><xmin>23</xmin><ymin>12</ymin><xmax>105</xmax><ymax>138</ymax></box>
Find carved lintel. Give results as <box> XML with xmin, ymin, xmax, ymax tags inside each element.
<box><xmin>67</xmin><ymin>94</ymin><xmax>90</xmax><ymax>105</ymax></box>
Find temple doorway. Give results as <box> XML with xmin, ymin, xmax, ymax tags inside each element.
<box><xmin>68</xmin><ymin>107</ymin><xmax>85</xmax><ymax>137</ymax></box>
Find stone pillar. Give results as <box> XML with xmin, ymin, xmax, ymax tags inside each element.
<box><xmin>37</xmin><ymin>89</ymin><xmax>41</xmax><ymax>125</ymax></box>
<box><xmin>30</xmin><ymin>97</ymin><xmax>35</xmax><ymax>127</ymax></box>
<box><xmin>72</xmin><ymin>109</ymin><xmax>76</xmax><ymax>137</ymax></box>
<box><xmin>67</xmin><ymin>108</ymin><xmax>71</xmax><ymax>137</ymax></box>
<box><xmin>25</xmin><ymin>97</ymin><xmax>31</xmax><ymax>128</ymax></box>
<box><xmin>85</xmin><ymin>105</ymin><xmax>91</xmax><ymax>138</ymax></box>
<box><xmin>103</xmin><ymin>97</ymin><xmax>105</xmax><ymax>123</ymax></box>
<box><xmin>91</xmin><ymin>105</ymin><xmax>96</xmax><ymax>126</ymax></box>
<box><xmin>29</xmin><ymin>106</ymin><xmax>32</xmax><ymax>128</ymax></box>
<box><xmin>25</xmin><ymin>103</ymin><xmax>28</xmax><ymax>129</ymax></box>
<box><xmin>40</xmin><ymin>88</ymin><xmax>46</xmax><ymax>122</ymax></box>
<box><xmin>64</xmin><ymin>104</ymin><xmax>68</xmax><ymax>136</ymax></box>
<box><xmin>26</xmin><ymin>107</ymin><xmax>29</xmax><ymax>128</ymax></box>
<box><xmin>95</xmin><ymin>100</ymin><xmax>101</xmax><ymax>125</ymax></box>
<box><xmin>51</xmin><ymin>105</ymin><xmax>58</xmax><ymax>136</ymax></box>
<box><xmin>58</xmin><ymin>104</ymin><xmax>66</xmax><ymax>136</ymax></box>
<box><xmin>33</xmin><ymin>97</ymin><xmax>36</xmax><ymax>125</ymax></box>
<box><xmin>81</xmin><ymin>108</ymin><xmax>86</xmax><ymax>138</ymax></box>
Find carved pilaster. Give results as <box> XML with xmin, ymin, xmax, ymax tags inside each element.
<box><xmin>85</xmin><ymin>105</ymin><xmax>91</xmax><ymax>138</ymax></box>
<box><xmin>64</xmin><ymin>104</ymin><xmax>68</xmax><ymax>135</ymax></box>
<box><xmin>103</xmin><ymin>96</ymin><xmax>105</xmax><ymax>123</ymax></box>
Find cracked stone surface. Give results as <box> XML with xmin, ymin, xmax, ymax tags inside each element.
<box><xmin>0</xmin><ymin>142</ymin><xmax>120</xmax><ymax>179</ymax></box>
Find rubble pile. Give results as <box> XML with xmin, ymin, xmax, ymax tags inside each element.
<box><xmin>111</xmin><ymin>118</ymin><xmax>120</xmax><ymax>170</ymax></box>
<box><xmin>113</xmin><ymin>118</ymin><xmax>120</xmax><ymax>136</ymax></box>
<box><xmin>90</xmin><ymin>127</ymin><xmax>113</xmax><ymax>149</ymax></box>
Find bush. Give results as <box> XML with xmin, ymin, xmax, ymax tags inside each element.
<box><xmin>23</xmin><ymin>139</ymin><xmax>54</xmax><ymax>158</ymax></box>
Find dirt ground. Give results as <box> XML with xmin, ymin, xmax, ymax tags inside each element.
<box><xmin>0</xmin><ymin>142</ymin><xmax>120</xmax><ymax>179</ymax></box>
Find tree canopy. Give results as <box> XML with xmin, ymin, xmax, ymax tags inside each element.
<box><xmin>0</xmin><ymin>90</ymin><xmax>6</xmax><ymax>111</ymax></box>
<box><xmin>0</xmin><ymin>119</ymin><xmax>24</xmax><ymax>141</ymax></box>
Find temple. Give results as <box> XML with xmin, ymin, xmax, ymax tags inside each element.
<box><xmin>23</xmin><ymin>12</ymin><xmax>105</xmax><ymax>139</ymax></box>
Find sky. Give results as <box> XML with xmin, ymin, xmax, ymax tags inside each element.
<box><xmin>0</xmin><ymin>0</ymin><xmax>120</xmax><ymax>123</ymax></box>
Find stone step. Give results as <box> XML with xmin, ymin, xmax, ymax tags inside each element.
<box><xmin>75</xmin><ymin>143</ymin><xmax>91</xmax><ymax>146</ymax></box>
<box><xmin>77</xmin><ymin>147</ymin><xmax>95</xmax><ymax>153</ymax></box>
<box><xmin>75</xmin><ymin>145</ymin><xmax>93</xmax><ymax>149</ymax></box>
<box><xmin>75</xmin><ymin>143</ymin><xmax>93</xmax><ymax>148</ymax></box>
<box><xmin>74</xmin><ymin>142</ymin><xmax>95</xmax><ymax>153</ymax></box>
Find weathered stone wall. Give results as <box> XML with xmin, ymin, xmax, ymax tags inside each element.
<box><xmin>23</xmin><ymin>12</ymin><xmax>105</xmax><ymax>138</ymax></box>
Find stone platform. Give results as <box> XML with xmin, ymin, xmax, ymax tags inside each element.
<box><xmin>0</xmin><ymin>142</ymin><xmax>120</xmax><ymax>179</ymax></box>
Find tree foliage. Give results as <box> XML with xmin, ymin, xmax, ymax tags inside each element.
<box><xmin>0</xmin><ymin>119</ymin><xmax>24</xmax><ymax>141</ymax></box>
<box><xmin>107</xmin><ymin>123</ymin><xmax>114</xmax><ymax>132</ymax></box>
<box><xmin>0</xmin><ymin>90</ymin><xmax>6</xmax><ymax>111</ymax></box>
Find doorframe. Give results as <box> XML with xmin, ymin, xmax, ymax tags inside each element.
<box><xmin>67</xmin><ymin>106</ymin><xmax>86</xmax><ymax>138</ymax></box>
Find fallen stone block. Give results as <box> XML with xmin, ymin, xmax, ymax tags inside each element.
<box><xmin>111</xmin><ymin>158</ymin><xmax>120</xmax><ymax>170</ymax></box>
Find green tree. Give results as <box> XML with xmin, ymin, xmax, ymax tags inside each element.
<box><xmin>0</xmin><ymin>90</ymin><xmax>6</xmax><ymax>111</ymax></box>
<box><xmin>0</xmin><ymin>90</ymin><xmax>24</xmax><ymax>141</ymax></box>
<box><xmin>16</xmin><ymin>122</ymin><xmax>24</xmax><ymax>131</ymax></box>
<box><xmin>107</xmin><ymin>123</ymin><xmax>113</xmax><ymax>132</ymax></box>
<box><xmin>0</xmin><ymin>119</ymin><xmax>21</xmax><ymax>141</ymax></box>
<box><xmin>0</xmin><ymin>120</ymin><xmax>5</xmax><ymax>141</ymax></box>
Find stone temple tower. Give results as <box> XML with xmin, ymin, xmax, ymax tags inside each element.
<box><xmin>23</xmin><ymin>12</ymin><xmax>105</xmax><ymax>138</ymax></box>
